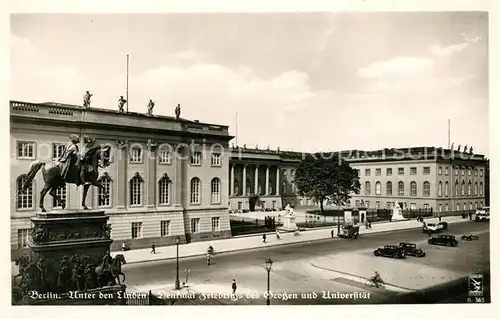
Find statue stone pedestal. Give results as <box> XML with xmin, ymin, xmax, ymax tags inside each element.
<box><xmin>391</xmin><ymin>207</ymin><xmax>406</xmax><ymax>221</ymax></box>
<box><xmin>281</xmin><ymin>215</ymin><xmax>298</xmax><ymax>231</ymax></box>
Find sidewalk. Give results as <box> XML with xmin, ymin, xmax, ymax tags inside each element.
<box><xmin>115</xmin><ymin>215</ymin><xmax>467</xmax><ymax>265</ymax></box>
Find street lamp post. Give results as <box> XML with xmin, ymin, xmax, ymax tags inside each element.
<box><xmin>175</xmin><ymin>236</ymin><xmax>180</xmax><ymax>289</ymax></box>
<box><xmin>265</xmin><ymin>257</ymin><xmax>273</xmax><ymax>305</ymax></box>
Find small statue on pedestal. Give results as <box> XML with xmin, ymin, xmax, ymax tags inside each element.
<box><xmin>147</xmin><ymin>99</ymin><xmax>155</xmax><ymax>115</ymax></box>
<box><xmin>118</xmin><ymin>96</ymin><xmax>127</xmax><ymax>113</ymax></box>
<box><xmin>83</xmin><ymin>91</ymin><xmax>93</xmax><ymax>108</ymax></box>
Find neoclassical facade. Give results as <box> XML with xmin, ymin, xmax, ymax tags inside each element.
<box><xmin>10</xmin><ymin>100</ymin><xmax>232</xmax><ymax>257</ymax></box>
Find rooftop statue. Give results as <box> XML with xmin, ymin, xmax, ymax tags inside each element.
<box><xmin>147</xmin><ymin>99</ymin><xmax>155</xmax><ymax>115</ymax></box>
<box><xmin>175</xmin><ymin>104</ymin><xmax>181</xmax><ymax>119</ymax></box>
<box><xmin>83</xmin><ymin>91</ymin><xmax>93</xmax><ymax>108</ymax></box>
<box><xmin>118</xmin><ymin>96</ymin><xmax>127</xmax><ymax>113</ymax></box>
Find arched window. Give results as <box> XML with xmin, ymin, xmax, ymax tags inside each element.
<box><xmin>53</xmin><ymin>185</ymin><xmax>67</xmax><ymax>209</ymax></box>
<box><xmin>410</xmin><ymin>181</ymin><xmax>417</xmax><ymax>196</ymax></box>
<box><xmin>445</xmin><ymin>181</ymin><xmax>449</xmax><ymax>197</ymax></box>
<box><xmin>97</xmin><ymin>173</ymin><xmax>112</xmax><ymax>207</ymax></box>
<box><xmin>130</xmin><ymin>173</ymin><xmax>144</xmax><ymax>206</ymax></box>
<box><xmin>438</xmin><ymin>181</ymin><xmax>443</xmax><ymax>197</ymax></box>
<box><xmin>158</xmin><ymin>173</ymin><xmax>171</xmax><ymax>205</ymax></box>
<box><xmin>211</xmin><ymin>178</ymin><xmax>221</xmax><ymax>204</ymax></box>
<box><xmin>16</xmin><ymin>175</ymin><xmax>33</xmax><ymax>209</ymax></box>
<box><xmin>423</xmin><ymin>181</ymin><xmax>430</xmax><ymax>197</ymax></box>
<box><xmin>190</xmin><ymin>177</ymin><xmax>201</xmax><ymax>204</ymax></box>
<box><xmin>461</xmin><ymin>181</ymin><xmax>465</xmax><ymax>196</ymax></box>
<box><xmin>365</xmin><ymin>182</ymin><xmax>371</xmax><ymax>195</ymax></box>
<box><xmin>479</xmin><ymin>182</ymin><xmax>483</xmax><ymax>196</ymax></box>
<box><xmin>398</xmin><ymin>181</ymin><xmax>404</xmax><ymax>196</ymax></box>
<box><xmin>455</xmin><ymin>181</ymin><xmax>459</xmax><ymax>196</ymax></box>
<box><xmin>375</xmin><ymin>182</ymin><xmax>381</xmax><ymax>195</ymax></box>
<box><xmin>467</xmin><ymin>181</ymin><xmax>472</xmax><ymax>196</ymax></box>
<box><xmin>386</xmin><ymin>181</ymin><xmax>392</xmax><ymax>196</ymax></box>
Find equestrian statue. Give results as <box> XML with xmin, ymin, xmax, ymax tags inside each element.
<box><xmin>19</xmin><ymin>134</ymin><xmax>112</xmax><ymax>212</ymax></box>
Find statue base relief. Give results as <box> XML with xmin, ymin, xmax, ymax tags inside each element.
<box><xmin>391</xmin><ymin>207</ymin><xmax>406</xmax><ymax>221</ymax></box>
<box><xmin>280</xmin><ymin>214</ymin><xmax>298</xmax><ymax>231</ymax></box>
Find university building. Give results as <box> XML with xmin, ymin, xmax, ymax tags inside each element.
<box><xmin>10</xmin><ymin>100</ymin><xmax>488</xmax><ymax>257</ymax></box>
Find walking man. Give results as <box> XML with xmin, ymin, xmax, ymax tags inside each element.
<box><xmin>262</xmin><ymin>233</ymin><xmax>267</xmax><ymax>243</ymax></box>
<box><xmin>232</xmin><ymin>279</ymin><xmax>237</xmax><ymax>294</ymax></box>
<box><xmin>121</xmin><ymin>241</ymin><xmax>126</xmax><ymax>251</ymax></box>
<box><xmin>150</xmin><ymin>242</ymin><xmax>156</xmax><ymax>254</ymax></box>
<box><xmin>331</xmin><ymin>229</ymin><xmax>335</xmax><ymax>238</ymax></box>
<box><xmin>276</xmin><ymin>229</ymin><xmax>281</xmax><ymax>240</ymax></box>
<box><xmin>206</xmin><ymin>253</ymin><xmax>211</xmax><ymax>266</ymax></box>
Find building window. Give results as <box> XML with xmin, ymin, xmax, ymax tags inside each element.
<box><xmin>479</xmin><ymin>182</ymin><xmax>483</xmax><ymax>196</ymax></box>
<box><xmin>461</xmin><ymin>181</ymin><xmax>465</xmax><ymax>196</ymax></box>
<box><xmin>190</xmin><ymin>177</ymin><xmax>201</xmax><ymax>204</ymax></box>
<box><xmin>375</xmin><ymin>168</ymin><xmax>381</xmax><ymax>176</ymax></box>
<box><xmin>53</xmin><ymin>186</ymin><xmax>67</xmax><ymax>209</ymax></box>
<box><xmin>158</xmin><ymin>148</ymin><xmax>172</xmax><ymax>164</ymax></box>
<box><xmin>375</xmin><ymin>182</ymin><xmax>381</xmax><ymax>195</ymax></box>
<box><xmin>398</xmin><ymin>168</ymin><xmax>404</xmax><ymax>175</ymax></box>
<box><xmin>474</xmin><ymin>169</ymin><xmax>478</xmax><ymax>177</ymax></box>
<box><xmin>282</xmin><ymin>169</ymin><xmax>287</xmax><ymax>176</ymax></box>
<box><xmin>423</xmin><ymin>204</ymin><xmax>430</xmax><ymax>210</ymax></box>
<box><xmin>455</xmin><ymin>181</ymin><xmax>459</xmax><ymax>196</ymax></box>
<box><xmin>355</xmin><ymin>200</ymin><xmax>360</xmax><ymax>207</ymax></box>
<box><xmin>160</xmin><ymin>220</ymin><xmax>170</xmax><ymax>237</ymax></box>
<box><xmin>469</xmin><ymin>202</ymin><xmax>473</xmax><ymax>210</ymax></box>
<box><xmin>158</xmin><ymin>174</ymin><xmax>171</xmax><ymax>205</ymax></box>
<box><xmin>191</xmin><ymin>152</ymin><xmax>202</xmax><ymax>165</ymax></box>
<box><xmin>386</xmin><ymin>202</ymin><xmax>392</xmax><ymax>209</ymax></box>
<box><xmin>211</xmin><ymin>153</ymin><xmax>221</xmax><ymax>166</ymax></box>
<box><xmin>467</xmin><ymin>181</ymin><xmax>472</xmax><ymax>196</ymax></box>
<box><xmin>129</xmin><ymin>173</ymin><xmax>144</xmax><ymax>206</ymax></box>
<box><xmin>445</xmin><ymin>203</ymin><xmax>449</xmax><ymax>212</ymax></box>
<box><xmin>423</xmin><ymin>181</ymin><xmax>430</xmax><ymax>197</ymax></box>
<box><xmin>281</xmin><ymin>182</ymin><xmax>287</xmax><ymax>194</ymax></box>
<box><xmin>438</xmin><ymin>167</ymin><xmax>442</xmax><ymax>175</ymax></box>
<box><xmin>410</xmin><ymin>203</ymin><xmax>416</xmax><ymax>210</ymax></box>
<box><xmin>423</xmin><ymin>167</ymin><xmax>430</xmax><ymax>175</ymax></box>
<box><xmin>479</xmin><ymin>169</ymin><xmax>483</xmax><ymax>177</ymax></box>
<box><xmin>375</xmin><ymin>201</ymin><xmax>380</xmax><ymax>209</ymax></box>
<box><xmin>444</xmin><ymin>167</ymin><xmax>449</xmax><ymax>176</ymax></box>
<box><xmin>398</xmin><ymin>181</ymin><xmax>404</xmax><ymax>196</ymax></box>
<box><xmin>365</xmin><ymin>181</ymin><xmax>371</xmax><ymax>195</ymax></box>
<box><xmin>461</xmin><ymin>168</ymin><xmax>465</xmax><ymax>176</ymax></box>
<box><xmin>17</xmin><ymin>229</ymin><xmax>30</xmax><ymax>249</ymax></box>
<box><xmin>130</xmin><ymin>146</ymin><xmax>143</xmax><ymax>163</ymax></box>
<box><xmin>291</xmin><ymin>169</ymin><xmax>295</xmax><ymax>177</ymax></box>
<box><xmin>410</xmin><ymin>182</ymin><xmax>417</xmax><ymax>196</ymax></box>
<box><xmin>468</xmin><ymin>168</ymin><xmax>472</xmax><ymax>176</ymax></box>
<box><xmin>474</xmin><ymin>182</ymin><xmax>478</xmax><ymax>195</ymax></box>
<box><xmin>445</xmin><ymin>181</ymin><xmax>449</xmax><ymax>197</ymax></box>
<box><xmin>191</xmin><ymin>218</ymin><xmax>200</xmax><ymax>233</ymax></box>
<box><xmin>212</xmin><ymin>217</ymin><xmax>220</xmax><ymax>232</ymax></box>
<box><xmin>456</xmin><ymin>203</ymin><xmax>460</xmax><ymax>212</ymax></box>
<box><xmin>455</xmin><ymin>168</ymin><xmax>459</xmax><ymax>176</ymax></box>
<box><xmin>410</xmin><ymin>167</ymin><xmax>417</xmax><ymax>175</ymax></box>
<box><xmin>97</xmin><ymin>174</ymin><xmax>112</xmax><ymax>207</ymax></box>
<box><xmin>386</xmin><ymin>181</ymin><xmax>392</xmax><ymax>196</ymax></box>
<box><xmin>475</xmin><ymin>202</ymin><xmax>479</xmax><ymax>208</ymax></box>
<box><xmin>16</xmin><ymin>175</ymin><xmax>34</xmax><ymax>210</ymax></box>
<box><xmin>386</xmin><ymin>168</ymin><xmax>392</xmax><ymax>176</ymax></box>
<box><xmin>365</xmin><ymin>201</ymin><xmax>370</xmax><ymax>208</ymax></box>
<box><xmin>438</xmin><ymin>204</ymin><xmax>442</xmax><ymax>212</ymax></box>
<box><xmin>131</xmin><ymin>222</ymin><xmax>142</xmax><ymax>239</ymax></box>
<box><xmin>53</xmin><ymin>143</ymin><xmax>65</xmax><ymax>160</ymax></box>
<box><xmin>365</xmin><ymin>169</ymin><xmax>371</xmax><ymax>176</ymax></box>
<box><xmin>438</xmin><ymin>182</ymin><xmax>442</xmax><ymax>197</ymax></box>
<box><xmin>211</xmin><ymin>178</ymin><xmax>221</xmax><ymax>204</ymax></box>
<box><xmin>17</xmin><ymin>141</ymin><xmax>35</xmax><ymax>159</ymax></box>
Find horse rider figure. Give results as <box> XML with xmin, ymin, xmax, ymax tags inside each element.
<box><xmin>147</xmin><ymin>99</ymin><xmax>155</xmax><ymax>115</ymax></box>
<box><xmin>37</xmin><ymin>258</ymin><xmax>47</xmax><ymax>287</ymax></box>
<box><xmin>175</xmin><ymin>103</ymin><xmax>181</xmax><ymax>119</ymax></box>
<box><xmin>58</xmin><ymin>134</ymin><xmax>83</xmax><ymax>186</ymax></box>
<box><xmin>118</xmin><ymin>96</ymin><xmax>127</xmax><ymax>113</ymax></box>
<box><xmin>83</xmin><ymin>91</ymin><xmax>93</xmax><ymax>108</ymax></box>
<box><xmin>102</xmin><ymin>250</ymin><xmax>113</xmax><ymax>273</ymax></box>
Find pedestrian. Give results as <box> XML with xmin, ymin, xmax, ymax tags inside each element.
<box><xmin>262</xmin><ymin>234</ymin><xmax>267</xmax><ymax>243</ymax></box>
<box><xmin>331</xmin><ymin>229</ymin><xmax>334</xmax><ymax>238</ymax></box>
<box><xmin>206</xmin><ymin>253</ymin><xmax>211</xmax><ymax>266</ymax></box>
<box><xmin>368</xmin><ymin>221</ymin><xmax>372</xmax><ymax>229</ymax></box>
<box><xmin>150</xmin><ymin>242</ymin><xmax>156</xmax><ymax>254</ymax></box>
<box><xmin>438</xmin><ymin>216</ymin><xmax>442</xmax><ymax>222</ymax></box>
<box><xmin>232</xmin><ymin>279</ymin><xmax>237</xmax><ymax>294</ymax></box>
<box><xmin>121</xmin><ymin>241</ymin><xmax>126</xmax><ymax>251</ymax></box>
<box><xmin>276</xmin><ymin>229</ymin><xmax>280</xmax><ymax>240</ymax></box>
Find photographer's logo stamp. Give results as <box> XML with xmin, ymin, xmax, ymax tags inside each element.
<box><xmin>468</xmin><ymin>274</ymin><xmax>483</xmax><ymax>297</ymax></box>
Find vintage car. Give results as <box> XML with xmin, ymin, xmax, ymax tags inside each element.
<box><xmin>428</xmin><ymin>234</ymin><xmax>459</xmax><ymax>247</ymax></box>
<box><xmin>373</xmin><ymin>245</ymin><xmax>406</xmax><ymax>259</ymax></box>
<box><xmin>475</xmin><ymin>207</ymin><xmax>490</xmax><ymax>222</ymax></box>
<box><xmin>399</xmin><ymin>242</ymin><xmax>426</xmax><ymax>257</ymax></box>
<box><xmin>461</xmin><ymin>234</ymin><xmax>479</xmax><ymax>241</ymax></box>
<box><xmin>338</xmin><ymin>224</ymin><xmax>360</xmax><ymax>239</ymax></box>
<box><xmin>422</xmin><ymin>221</ymin><xmax>448</xmax><ymax>233</ymax></box>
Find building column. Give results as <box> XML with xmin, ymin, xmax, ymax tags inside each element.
<box><xmin>174</xmin><ymin>146</ymin><xmax>185</xmax><ymax>207</ymax></box>
<box><xmin>265</xmin><ymin>165</ymin><xmax>270</xmax><ymax>195</ymax></box>
<box><xmin>146</xmin><ymin>140</ymin><xmax>157</xmax><ymax>208</ymax></box>
<box><xmin>276</xmin><ymin>166</ymin><xmax>280</xmax><ymax>196</ymax></box>
<box><xmin>254</xmin><ymin>165</ymin><xmax>259</xmax><ymax>195</ymax></box>
<box><xmin>242</xmin><ymin>164</ymin><xmax>247</xmax><ymax>196</ymax></box>
<box><xmin>230</xmin><ymin>164</ymin><xmax>235</xmax><ymax>196</ymax></box>
<box><xmin>115</xmin><ymin>140</ymin><xmax>128</xmax><ymax>209</ymax></box>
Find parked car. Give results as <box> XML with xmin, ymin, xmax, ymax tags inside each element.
<box><xmin>399</xmin><ymin>242</ymin><xmax>426</xmax><ymax>257</ymax></box>
<box><xmin>475</xmin><ymin>207</ymin><xmax>490</xmax><ymax>222</ymax></box>
<box><xmin>428</xmin><ymin>234</ymin><xmax>459</xmax><ymax>247</ymax></box>
<box><xmin>422</xmin><ymin>221</ymin><xmax>448</xmax><ymax>233</ymax></box>
<box><xmin>373</xmin><ymin>245</ymin><xmax>406</xmax><ymax>259</ymax></box>
<box><xmin>338</xmin><ymin>224</ymin><xmax>360</xmax><ymax>239</ymax></box>
<box><xmin>461</xmin><ymin>234</ymin><xmax>479</xmax><ymax>241</ymax></box>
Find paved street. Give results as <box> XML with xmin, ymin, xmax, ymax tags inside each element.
<box><xmin>124</xmin><ymin>221</ymin><xmax>489</xmax><ymax>305</ymax></box>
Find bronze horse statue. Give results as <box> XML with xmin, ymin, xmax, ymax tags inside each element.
<box><xmin>19</xmin><ymin>144</ymin><xmax>111</xmax><ymax>212</ymax></box>
<box><xmin>95</xmin><ymin>254</ymin><xmax>126</xmax><ymax>286</ymax></box>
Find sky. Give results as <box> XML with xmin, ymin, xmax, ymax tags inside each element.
<box><xmin>10</xmin><ymin>12</ymin><xmax>489</xmax><ymax>155</ymax></box>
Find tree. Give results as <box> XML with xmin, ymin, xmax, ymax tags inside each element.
<box><xmin>293</xmin><ymin>153</ymin><xmax>360</xmax><ymax>215</ymax></box>
<box><xmin>248</xmin><ymin>194</ymin><xmax>261</xmax><ymax>212</ymax></box>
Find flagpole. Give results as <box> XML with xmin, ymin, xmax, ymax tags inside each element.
<box><xmin>448</xmin><ymin>119</ymin><xmax>450</xmax><ymax>149</ymax></box>
<box><xmin>235</xmin><ymin>112</ymin><xmax>238</xmax><ymax>146</ymax></box>
<box><xmin>126</xmin><ymin>54</ymin><xmax>129</xmax><ymax>113</ymax></box>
